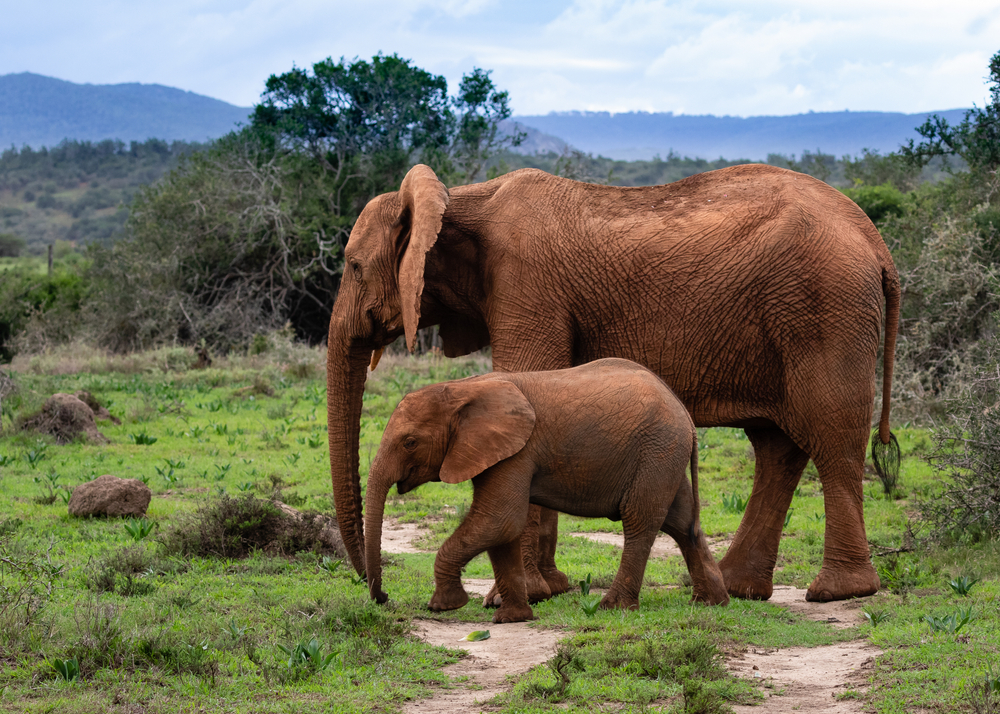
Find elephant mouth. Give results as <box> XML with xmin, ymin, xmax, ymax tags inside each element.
<box><xmin>395</xmin><ymin>480</ymin><xmax>414</xmax><ymax>495</ymax></box>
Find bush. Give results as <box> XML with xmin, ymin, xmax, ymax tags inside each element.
<box><xmin>841</xmin><ymin>183</ymin><xmax>908</xmax><ymax>224</ymax></box>
<box><xmin>160</xmin><ymin>494</ymin><xmax>340</xmax><ymax>559</ymax></box>
<box><xmin>921</xmin><ymin>334</ymin><xmax>1000</xmax><ymax>542</ymax></box>
<box><xmin>0</xmin><ymin>232</ymin><xmax>25</xmax><ymax>257</ymax></box>
<box><xmin>83</xmin><ymin>544</ymin><xmax>166</xmax><ymax>596</ymax></box>
<box><xmin>83</xmin><ymin>130</ymin><xmax>342</xmax><ymax>353</ymax></box>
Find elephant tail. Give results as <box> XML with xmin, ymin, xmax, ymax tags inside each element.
<box><xmin>871</xmin><ymin>259</ymin><xmax>901</xmax><ymax>488</ymax></box>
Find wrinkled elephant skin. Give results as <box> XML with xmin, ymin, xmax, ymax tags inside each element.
<box><xmin>363</xmin><ymin>359</ymin><xmax>729</xmax><ymax>622</ymax></box>
<box><xmin>326</xmin><ymin>163</ymin><xmax>899</xmax><ymax>604</ymax></box>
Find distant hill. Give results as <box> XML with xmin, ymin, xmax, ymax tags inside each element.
<box><xmin>0</xmin><ymin>73</ymin><xmax>251</xmax><ymax>148</ymax></box>
<box><xmin>513</xmin><ymin>109</ymin><xmax>971</xmax><ymax>161</ymax></box>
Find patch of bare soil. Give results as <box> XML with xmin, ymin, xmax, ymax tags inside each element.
<box><xmin>406</xmin><ymin>620</ymin><xmax>561</xmax><ymax>714</ymax></box>
<box><xmin>567</xmin><ymin>531</ymin><xmax>730</xmax><ymax>558</ymax></box>
<box><xmin>726</xmin><ymin>586</ymin><xmax>881</xmax><ymax>712</ymax></box>
<box><xmin>768</xmin><ymin>585</ymin><xmax>872</xmax><ymax>629</ymax></box>
<box><xmin>380</xmin><ymin>519</ymin><xmax>434</xmax><ymax>554</ymax></box>
<box><xmin>729</xmin><ymin>641</ymin><xmax>879</xmax><ymax>713</ymax></box>
<box><xmin>461</xmin><ymin>579</ymin><xmax>495</xmax><ymax>598</ymax></box>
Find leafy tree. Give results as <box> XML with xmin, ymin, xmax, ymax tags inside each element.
<box><xmin>252</xmin><ymin>53</ymin><xmax>455</xmax><ymax>208</ymax></box>
<box><xmin>451</xmin><ymin>68</ymin><xmax>522</xmax><ymax>182</ymax></box>
<box><xmin>252</xmin><ymin>54</ymin><xmax>519</xmax><ymax>192</ymax></box>
<box><xmin>86</xmin><ymin>130</ymin><xmax>340</xmax><ymax>351</ymax></box>
<box><xmin>901</xmin><ymin>50</ymin><xmax>1000</xmax><ymax>173</ymax></box>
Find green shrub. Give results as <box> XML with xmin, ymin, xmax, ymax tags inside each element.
<box><xmin>842</xmin><ymin>182</ymin><xmax>908</xmax><ymax>224</ymax></box>
<box><xmin>159</xmin><ymin>494</ymin><xmax>341</xmax><ymax>559</ymax></box>
<box><xmin>921</xmin><ymin>335</ymin><xmax>1000</xmax><ymax>542</ymax></box>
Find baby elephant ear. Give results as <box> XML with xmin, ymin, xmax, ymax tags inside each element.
<box><xmin>440</xmin><ymin>381</ymin><xmax>536</xmax><ymax>484</ymax></box>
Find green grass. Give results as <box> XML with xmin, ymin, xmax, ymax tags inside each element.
<box><xmin>1</xmin><ymin>347</ymin><xmax>998</xmax><ymax>713</ymax></box>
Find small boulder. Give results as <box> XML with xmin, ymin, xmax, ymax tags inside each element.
<box><xmin>69</xmin><ymin>475</ymin><xmax>152</xmax><ymax>518</ymax></box>
<box><xmin>24</xmin><ymin>393</ymin><xmax>109</xmax><ymax>444</ymax></box>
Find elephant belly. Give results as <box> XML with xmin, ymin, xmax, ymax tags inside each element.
<box><xmin>528</xmin><ymin>477</ymin><xmax>625</xmax><ymax>521</ymax></box>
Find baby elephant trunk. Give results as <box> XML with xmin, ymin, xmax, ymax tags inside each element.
<box><xmin>364</xmin><ymin>463</ymin><xmax>392</xmax><ymax>604</ymax></box>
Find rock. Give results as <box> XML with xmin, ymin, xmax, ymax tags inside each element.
<box><xmin>69</xmin><ymin>475</ymin><xmax>152</xmax><ymax>517</ymax></box>
<box><xmin>74</xmin><ymin>391</ymin><xmax>121</xmax><ymax>425</ymax></box>
<box><xmin>24</xmin><ymin>393</ymin><xmax>109</xmax><ymax>444</ymax></box>
<box><xmin>273</xmin><ymin>501</ymin><xmax>346</xmax><ymax>557</ymax></box>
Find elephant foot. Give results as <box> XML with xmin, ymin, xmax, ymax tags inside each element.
<box><xmin>526</xmin><ymin>569</ymin><xmax>552</xmax><ymax>604</ymax></box>
<box><xmin>599</xmin><ymin>590</ymin><xmax>639</xmax><ymax>611</ymax></box>
<box><xmin>540</xmin><ymin>566</ymin><xmax>570</xmax><ymax>597</ymax></box>
<box><xmin>806</xmin><ymin>563</ymin><xmax>880</xmax><ymax>602</ymax></box>
<box><xmin>492</xmin><ymin>601</ymin><xmax>535</xmax><ymax>623</ymax></box>
<box><xmin>428</xmin><ymin>583</ymin><xmax>470</xmax><ymax>612</ymax></box>
<box><xmin>719</xmin><ymin>557</ymin><xmax>773</xmax><ymax>601</ymax></box>
<box><xmin>481</xmin><ymin>587</ymin><xmax>501</xmax><ymax>609</ymax></box>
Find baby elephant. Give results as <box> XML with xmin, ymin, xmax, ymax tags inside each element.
<box><xmin>364</xmin><ymin>358</ymin><xmax>729</xmax><ymax>623</ymax></box>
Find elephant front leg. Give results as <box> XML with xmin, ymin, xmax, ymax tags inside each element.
<box><xmin>486</xmin><ymin>333</ymin><xmax>573</xmax><ymax>607</ymax></box>
<box><xmin>719</xmin><ymin>427</ymin><xmax>809</xmax><ymax>600</ymax></box>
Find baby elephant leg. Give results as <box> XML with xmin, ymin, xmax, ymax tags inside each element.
<box><xmin>600</xmin><ymin>525</ymin><xmax>658</xmax><ymax>611</ymax></box>
<box><xmin>602</xmin><ymin>472</ymin><xmax>674</xmax><ymax>611</ymax></box>
<box><xmin>432</xmin><ymin>471</ymin><xmax>531</xmax><ymax>614</ymax></box>
<box><xmin>662</xmin><ymin>479</ymin><xmax>729</xmax><ymax>606</ymax></box>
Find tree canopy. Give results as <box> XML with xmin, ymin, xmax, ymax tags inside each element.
<box><xmin>902</xmin><ymin>50</ymin><xmax>1000</xmax><ymax>173</ymax></box>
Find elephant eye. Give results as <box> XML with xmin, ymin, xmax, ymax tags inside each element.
<box><xmin>403</xmin><ymin>437</ymin><xmax>417</xmax><ymax>450</ymax></box>
<box><xmin>350</xmin><ymin>261</ymin><xmax>363</xmax><ymax>281</ymax></box>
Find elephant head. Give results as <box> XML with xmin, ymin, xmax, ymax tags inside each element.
<box><xmin>327</xmin><ymin>165</ymin><xmax>451</xmax><ymax>575</ymax></box>
<box><xmin>363</xmin><ymin>379</ymin><xmax>536</xmax><ymax>604</ymax></box>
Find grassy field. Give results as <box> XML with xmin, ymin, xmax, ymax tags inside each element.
<box><xmin>1</xmin><ymin>345</ymin><xmax>998</xmax><ymax>713</ymax></box>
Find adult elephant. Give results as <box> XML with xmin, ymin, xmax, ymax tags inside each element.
<box><xmin>327</xmin><ymin>163</ymin><xmax>899</xmax><ymax>603</ymax></box>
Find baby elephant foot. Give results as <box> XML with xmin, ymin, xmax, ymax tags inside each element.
<box><xmin>599</xmin><ymin>590</ymin><xmax>640</xmax><ymax>611</ymax></box>
<box><xmin>428</xmin><ymin>583</ymin><xmax>470</xmax><ymax>612</ymax></box>
<box><xmin>492</xmin><ymin>602</ymin><xmax>535</xmax><ymax>623</ymax></box>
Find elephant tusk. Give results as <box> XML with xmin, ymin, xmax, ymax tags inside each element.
<box><xmin>369</xmin><ymin>347</ymin><xmax>384</xmax><ymax>372</ymax></box>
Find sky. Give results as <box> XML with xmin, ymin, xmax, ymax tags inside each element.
<box><xmin>1</xmin><ymin>1</ymin><xmax>997</xmax><ymax>117</ymax></box>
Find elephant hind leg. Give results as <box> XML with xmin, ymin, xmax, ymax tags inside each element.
<box><xmin>536</xmin><ymin>506</ymin><xmax>570</xmax><ymax>596</ymax></box>
<box><xmin>719</xmin><ymin>427</ymin><xmax>809</xmax><ymax>600</ymax></box>
<box><xmin>661</xmin><ymin>478</ymin><xmax>729</xmax><ymax>606</ymax></box>
<box><xmin>487</xmin><ymin>539</ymin><xmax>535</xmax><ymax>623</ymax></box>
<box><xmin>482</xmin><ymin>504</ymin><xmax>558</xmax><ymax>607</ymax></box>
<box><xmin>805</xmin><ymin>447</ymin><xmax>879</xmax><ymax>602</ymax></box>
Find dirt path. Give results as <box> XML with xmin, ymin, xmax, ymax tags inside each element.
<box><xmin>404</xmin><ymin>620</ymin><xmax>561</xmax><ymax>713</ymax></box>
<box><xmin>386</xmin><ymin>521</ymin><xmax>881</xmax><ymax>713</ymax></box>
<box><xmin>729</xmin><ymin>640</ymin><xmax>879</xmax><ymax>713</ymax></box>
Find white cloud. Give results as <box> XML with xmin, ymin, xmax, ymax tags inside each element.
<box><xmin>0</xmin><ymin>0</ymin><xmax>996</xmax><ymax>116</ymax></box>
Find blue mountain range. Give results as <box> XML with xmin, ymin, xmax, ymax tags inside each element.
<box><xmin>0</xmin><ymin>72</ymin><xmax>969</xmax><ymax>162</ymax></box>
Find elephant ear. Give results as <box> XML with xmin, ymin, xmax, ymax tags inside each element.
<box><xmin>440</xmin><ymin>381</ymin><xmax>536</xmax><ymax>484</ymax></box>
<box><xmin>397</xmin><ymin>164</ymin><xmax>449</xmax><ymax>353</ymax></box>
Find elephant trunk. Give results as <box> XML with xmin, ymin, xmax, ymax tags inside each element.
<box><xmin>326</xmin><ymin>328</ymin><xmax>375</xmax><ymax>576</ymax></box>
<box><xmin>364</xmin><ymin>460</ymin><xmax>393</xmax><ymax>604</ymax></box>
